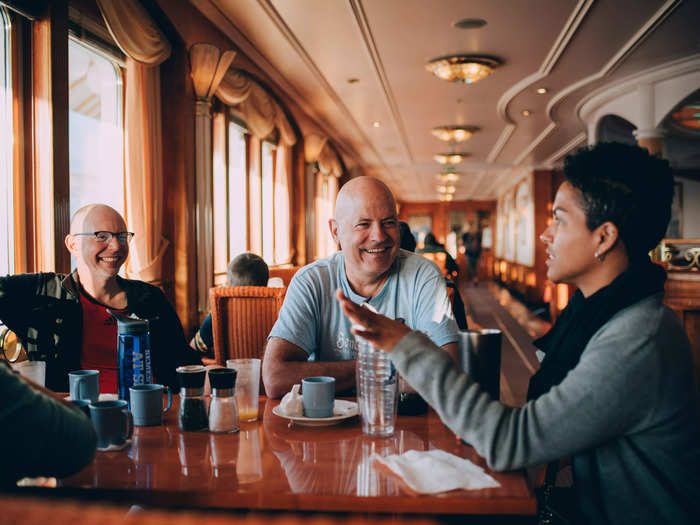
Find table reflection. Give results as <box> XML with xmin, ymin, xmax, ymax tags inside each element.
<box><xmin>262</xmin><ymin>400</ymin><xmax>426</xmax><ymax>496</ymax></box>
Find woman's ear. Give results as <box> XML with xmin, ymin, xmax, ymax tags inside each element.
<box><xmin>595</xmin><ymin>221</ymin><xmax>619</xmax><ymax>259</ymax></box>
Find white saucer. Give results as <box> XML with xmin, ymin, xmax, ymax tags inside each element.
<box><xmin>272</xmin><ymin>399</ymin><xmax>359</xmax><ymax>427</ymax></box>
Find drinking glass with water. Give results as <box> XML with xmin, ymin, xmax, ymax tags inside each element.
<box><xmin>356</xmin><ymin>338</ymin><xmax>398</xmax><ymax>437</ymax></box>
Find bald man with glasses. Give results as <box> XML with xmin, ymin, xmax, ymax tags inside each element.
<box><xmin>0</xmin><ymin>204</ymin><xmax>200</xmax><ymax>392</ymax></box>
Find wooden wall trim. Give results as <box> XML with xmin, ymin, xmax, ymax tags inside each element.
<box><xmin>161</xmin><ymin>41</ymin><xmax>198</xmax><ymax>336</ymax></box>
<box><xmin>32</xmin><ymin>0</ymin><xmax>70</xmax><ymax>273</ymax></box>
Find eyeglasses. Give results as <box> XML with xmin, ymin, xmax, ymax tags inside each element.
<box><xmin>72</xmin><ymin>231</ymin><xmax>135</xmax><ymax>244</ymax></box>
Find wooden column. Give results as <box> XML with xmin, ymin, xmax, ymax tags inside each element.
<box><xmin>32</xmin><ymin>0</ymin><xmax>70</xmax><ymax>273</ymax></box>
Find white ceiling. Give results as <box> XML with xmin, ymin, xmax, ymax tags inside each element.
<box><xmin>191</xmin><ymin>0</ymin><xmax>700</xmax><ymax>202</ymax></box>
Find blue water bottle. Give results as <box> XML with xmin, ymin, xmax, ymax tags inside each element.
<box><xmin>109</xmin><ymin>311</ymin><xmax>153</xmax><ymax>406</ymax></box>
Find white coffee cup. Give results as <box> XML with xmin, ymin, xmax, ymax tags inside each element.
<box><xmin>12</xmin><ymin>360</ymin><xmax>46</xmax><ymax>387</ymax></box>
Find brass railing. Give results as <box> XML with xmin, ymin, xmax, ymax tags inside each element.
<box><xmin>658</xmin><ymin>239</ymin><xmax>700</xmax><ymax>272</ymax></box>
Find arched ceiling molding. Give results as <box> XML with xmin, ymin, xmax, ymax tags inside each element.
<box><xmin>503</xmin><ymin>0</ymin><xmax>681</xmax><ymax>169</ymax></box>
<box><xmin>542</xmin><ymin>132</ymin><xmax>587</xmax><ymax>168</ymax></box>
<box><xmin>538</xmin><ymin>0</ymin><xmax>681</xmax><ymax>150</ymax></box>
<box><xmin>577</xmin><ymin>54</ymin><xmax>700</xmax><ymax>143</ymax></box>
<box><xmin>488</xmin><ymin>0</ymin><xmax>593</xmax><ymax>164</ymax></box>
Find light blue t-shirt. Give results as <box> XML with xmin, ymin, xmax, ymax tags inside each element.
<box><xmin>269</xmin><ymin>250</ymin><xmax>459</xmax><ymax>361</ymax></box>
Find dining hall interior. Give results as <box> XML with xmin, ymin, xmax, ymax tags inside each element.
<box><xmin>1</xmin><ymin>0</ymin><xmax>699</xmax><ymax>523</ymax></box>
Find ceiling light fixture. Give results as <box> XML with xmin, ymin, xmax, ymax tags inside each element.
<box><xmin>435</xmin><ymin>172</ymin><xmax>461</xmax><ymax>183</ymax></box>
<box><xmin>521</xmin><ymin>109</ymin><xmax>532</xmax><ymax>117</ymax></box>
<box><xmin>536</xmin><ymin>87</ymin><xmax>548</xmax><ymax>94</ymax></box>
<box><xmin>425</xmin><ymin>55</ymin><xmax>502</xmax><ymax>84</ymax></box>
<box><xmin>372</xmin><ymin>121</ymin><xmax>381</xmax><ymax>128</ymax></box>
<box><xmin>431</xmin><ymin>125</ymin><xmax>480</xmax><ymax>142</ymax></box>
<box><xmin>434</xmin><ymin>153</ymin><xmax>469</xmax><ymax>165</ymax></box>
<box><xmin>439</xmin><ymin>194</ymin><xmax>454</xmax><ymax>202</ymax></box>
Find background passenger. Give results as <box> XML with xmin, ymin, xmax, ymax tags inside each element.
<box><xmin>190</xmin><ymin>252</ymin><xmax>269</xmax><ymax>357</ymax></box>
<box><xmin>336</xmin><ymin>143</ymin><xmax>700</xmax><ymax>524</ymax></box>
<box><xmin>416</xmin><ymin>232</ymin><xmax>459</xmax><ymax>277</ymax></box>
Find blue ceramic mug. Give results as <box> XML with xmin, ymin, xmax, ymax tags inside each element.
<box><xmin>89</xmin><ymin>400</ymin><xmax>133</xmax><ymax>450</ymax></box>
<box><xmin>69</xmin><ymin>370</ymin><xmax>100</xmax><ymax>403</ymax></box>
<box><xmin>129</xmin><ymin>384</ymin><xmax>172</xmax><ymax>426</ymax></box>
<box><xmin>302</xmin><ymin>376</ymin><xmax>335</xmax><ymax>418</ymax></box>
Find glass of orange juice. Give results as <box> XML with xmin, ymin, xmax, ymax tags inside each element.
<box><xmin>226</xmin><ymin>358</ymin><xmax>260</xmax><ymax>421</ymax></box>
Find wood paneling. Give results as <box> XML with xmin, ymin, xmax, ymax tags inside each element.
<box><xmin>160</xmin><ymin>41</ymin><xmax>198</xmax><ymax>336</ymax></box>
<box><xmin>665</xmin><ymin>271</ymin><xmax>700</xmax><ymax>391</ymax></box>
<box><xmin>398</xmin><ymin>200</ymin><xmax>496</xmax><ymax>245</ymax></box>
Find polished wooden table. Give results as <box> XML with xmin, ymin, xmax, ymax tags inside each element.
<box><xmin>57</xmin><ymin>397</ymin><xmax>536</xmax><ymax>516</ymax></box>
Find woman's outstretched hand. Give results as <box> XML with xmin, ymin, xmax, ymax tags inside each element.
<box><xmin>335</xmin><ymin>289</ymin><xmax>411</xmax><ymax>352</ymax></box>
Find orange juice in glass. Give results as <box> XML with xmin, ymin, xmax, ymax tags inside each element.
<box><xmin>226</xmin><ymin>358</ymin><xmax>260</xmax><ymax>422</ymax></box>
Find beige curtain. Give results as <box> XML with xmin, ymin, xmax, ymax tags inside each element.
<box><xmin>216</xmin><ymin>69</ymin><xmax>297</xmax><ymax>146</ymax></box>
<box><xmin>274</xmin><ymin>145</ymin><xmax>291</xmax><ymax>264</ymax></box>
<box><xmin>97</xmin><ymin>0</ymin><xmax>170</xmax><ymax>283</ymax></box>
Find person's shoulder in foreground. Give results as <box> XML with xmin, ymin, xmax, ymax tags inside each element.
<box><xmin>0</xmin><ymin>361</ymin><xmax>96</xmax><ymax>487</ymax></box>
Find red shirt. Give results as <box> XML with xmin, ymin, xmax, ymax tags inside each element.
<box><xmin>79</xmin><ymin>290</ymin><xmax>128</xmax><ymax>394</ymax></box>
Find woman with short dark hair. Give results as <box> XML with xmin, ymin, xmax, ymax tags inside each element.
<box><xmin>337</xmin><ymin>142</ymin><xmax>700</xmax><ymax>524</ymax></box>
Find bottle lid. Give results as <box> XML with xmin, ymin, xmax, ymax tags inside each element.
<box><xmin>108</xmin><ymin>310</ymin><xmax>149</xmax><ymax>335</ymax></box>
<box><xmin>176</xmin><ymin>365</ymin><xmax>206</xmax><ymax>388</ymax></box>
<box><xmin>208</xmin><ymin>368</ymin><xmax>236</xmax><ymax>390</ymax></box>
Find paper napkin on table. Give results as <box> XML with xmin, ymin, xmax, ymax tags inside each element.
<box><xmin>371</xmin><ymin>449</ymin><xmax>500</xmax><ymax>494</ymax></box>
<box><xmin>279</xmin><ymin>384</ymin><xmax>303</xmax><ymax>416</ymax></box>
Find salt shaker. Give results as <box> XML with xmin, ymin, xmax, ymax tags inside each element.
<box><xmin>176</xmin><ymin>365</ymin><xmax>208</xmax><ymax>431</ymax></box>
<box><xmin>208</xmin><ymin>368</ymin><xmax>239</xmax><ymax>433</ymax></box>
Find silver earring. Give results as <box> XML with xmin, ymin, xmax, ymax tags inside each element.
<box><xmin>595</xmin><ymin>252</ymin><xmax>605</xmax><ymax>262</ymax></box>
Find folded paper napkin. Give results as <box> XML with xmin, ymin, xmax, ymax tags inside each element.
<box><xmin>279</xmin><ymin>384</ymin><xmax>303</xmax><ymax>416</ymax></box>
<box><xmin>371</xmin><ymin>449</ymin><xmax>500</xmax><ymax>494</ymax></box>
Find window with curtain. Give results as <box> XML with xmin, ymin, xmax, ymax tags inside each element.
<box><xmin>314</xmin><ymin>171</ymin><xmax>338</xmax><ymax>259</ymax></box>
<box><xmin>261</xmin><ymin>140</ymin><xmax>275</xmax><ymax>264</ymax></box>
<box><xmin>273</xmin><ymin>145</ymin><xmax>291</xmax><ymax>264</ymax></box>
<box><xmin>213</xmin><ymin>119</ymin><xmax>248</xmax><ymax>285</ymax></box>
<box><xmin>0</xmin><ymin>7</ymin><xmax>12</xmax><ymax>275</ymax></box>
<box><xmin>68</xmin><ymin>38</ymin><xmax>124</xmax><ymax>219</ymax></box>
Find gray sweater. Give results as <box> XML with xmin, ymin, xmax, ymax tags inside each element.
<box><xmin>0</xmin><ymin>362</ymin><xmax>97</xmax><ymax>486</ymax></box>
<box><xmin>391</xmin><ymin>294</ymin><xmax>700</xmax><ymax>523</ymax></box>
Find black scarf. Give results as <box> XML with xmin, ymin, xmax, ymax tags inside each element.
<box><xmin>527</xmin><ymin>258</ymin><xmax>666</xmax><ymax>401</ymax></box>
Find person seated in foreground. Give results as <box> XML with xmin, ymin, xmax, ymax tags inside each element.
<box><xmin>263</xmin><ymin>177</ymin><xmax>460</xmax><ymax>398</ymax></box>
<box><xmin>190</xmin><ymin>252</ymin><xmax>269</xmax><ymax>358</ymax></box>
<box><xmin>0</xmin><ymin>360</ymin><xmax>96</xmax><ymax>487</ymax></box>
<box><xmin>336</xmin><ymin>143</ymin><xmax>700</xmax><ymax>524</ymax></box>
<box><xmin>0</xmin><ymin>204</ymin><xmax>201</xmax><ymax>393</ymax></box>
<box><xmin>416</xmin><ymin>232</ymin><xmax>459</xmax><ymax>277</ymax></box>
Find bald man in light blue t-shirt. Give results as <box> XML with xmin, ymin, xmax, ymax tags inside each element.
<box><xmin>263</xmin><ymin>177</ymin><xmax>459</xmax><ymax>398</ymax></box>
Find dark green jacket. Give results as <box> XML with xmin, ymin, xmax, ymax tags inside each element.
<box><xmin>0</xmin><ymin>360</ymin><xmax>96</xmax><ymax>486</ymax></box>
<box><xmin>0</xmin><ymin>271</ymin><xmax>200</xmax><ymax>391</ymax></box>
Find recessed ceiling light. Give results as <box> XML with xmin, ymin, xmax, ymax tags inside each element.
<box><xmin>454</xmin><ymin>18</ymin><xmax>487</xmax><ymax>30</ymax></box>
<box><xmin>372</xmin><ymin>121</ymin><xmax>380</xmax><ymax>128</ymax></box>
<box><xmin>536</xmin><ymin>87</ymin><xmax>548</xmax><ymax>94</ymax></box>
<box><xmin>521</xmin><ymin>109</ymin><xmax>532</xmax><ymax>117</ymax></box>
<box><xmin>439</xmin><ymin>194</ymin><xmax>454</xmax><ymax>202</ymax></box>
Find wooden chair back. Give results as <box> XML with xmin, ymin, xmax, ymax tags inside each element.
<box><xmin>268</xmin><ymin>266</ymin><xmax>301</xmax><ymax>286</ymax></box>
<box><xmin>210</xmin><ymin>286</ymin><xmax>287</xmax><ymax>366</ymax></box>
